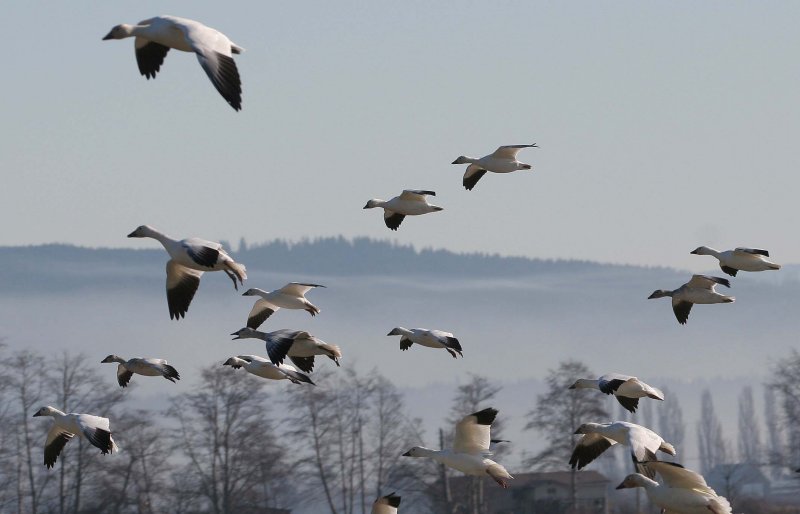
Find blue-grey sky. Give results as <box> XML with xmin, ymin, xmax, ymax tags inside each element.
<box><xmin>2</xmin><ymin>1</ymin><xmax>799</xmax><ymax>270</ymax></box>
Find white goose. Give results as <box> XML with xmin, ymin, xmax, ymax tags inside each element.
<box><xmin>402</xmin><ymin>407</ymin><xmax>513</xmax><ymax>488</ymax></box>
<box><xmin>387</xmin><ymin>327</ymin><xmax>463</xmax><ymax>358</ymax></box>
<box><xmin>648</xmin><ymin>275</ymin><xmax>734</xmax><ymax>325</ymax></box>
<box><xmin>372</xmin><ymin>492</ymin><xmax>401</xmax><ymax>514</ymax></box>
<box><xmin>101</xmin><ymin>355</ymin><xmax>180</xmax><ymax>387</ymax></box>
<box><xmin>452</xmin><ymin>144</ymin><xmax>537</xmax><ymax>190</ymax></box>
<box><xmin>33</xmin><ymin>406</ymin><xmax>119</xmax><ymax>469</ymax></box>
<box><xmin>363</xmin><ymin>190</ymin><xmax>443</xmax><ymax>231</ymax></box>
<box><xmin>127</xmin><ymin>225</ymin><xmax>247</xmax><ymax>320</ymax></box>
<box><xmin>103</xmin><ymin>16</ymin><xmax>244</xmax><ymax>110</ymax></box>
<box><xmin>690</xmin><ymin>246</ymin><xmax>781</xmax><ymax>277</ymax></box>
<box><xmin>231</xmin><ymin>327</ymin><xmax>342</xmax><ymax>373</ymax></box>
<box><xmin>570</xmin><ymin>421</ymin><xmax>676</xmax><ymax>479</ymax></box>
<box><xmin>616</xmin><ymin>461</ymin><xmax>732</xmax><ymax>514</ymax></box>
<box><xmin>223</xmin><ymin>355</ymin><xmax>315</xmax><ymax>385</ymax></box>
<box><xmin>242</xmin><ymin>283</ymin><xmax>325</xmax><ymax>329</ymax></box>
<box><xmin>569</xmin><ymin>374</ymin><xmax>664</xmax><ymax>413</ymax></box>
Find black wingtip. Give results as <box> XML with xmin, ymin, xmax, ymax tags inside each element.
<box><xmin>472</xmin><ymin>407</ymin><xmax>498</xmax><ymax>425</ymax></box>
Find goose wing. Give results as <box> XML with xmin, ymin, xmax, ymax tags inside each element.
<box><xmin>371</xmin><ymin>492</ymin><xmax>401</xmax><ymax>514</ymax></box>
<box><xmin>453</xmin><ymin>407</ymin><xmax>497</xmax><ymax>454</ymax></box>
<box><xmin>384</xmin><ymin>211</ymin><xmax>405</xmax><ymax>231</ymax></box>
<box><xmin>569</xmin><ymin>433</ymin><xmax>617</xmax><ymax>470</ymax></box>
<box><xmin>182</xmin><ymin>239</ymin><xmax>221</xmax><ymax>268</ymax></box>
<box><xmin>247</xmin><ymin>299</ymin><xmax>279</xmax><ymax>329</ymax></box>
<box><xmin>166</xmin><ymin>260</ymin><xmax>203</xmax><ymax>320</ymax></box>
<box><xmin>134</xmin><ymin>38</ymin><xmax>170</xmax><ymax>79</ymax></box>
<box><xmin>289</xmin><ymin>356</ymin><xmax>316</xmax><ymax>373</ymax></box>
<box><xmin>116</xmin><ymin>364</ymin><xmax>134</xmax><ymax>388</ymax></box>
<box><xmin>625</xmin><ymin>425</ymin><xmax>665</xmax><ymax>478</ymax></box>
<box><xmin>686</xmin><ymin>275</ymin><xmax>730</xmax><ymax>290</ymax></box>
<box><xmin>598</xmin><ymin>374</ymin><xmax>633</xmax><ymax>394</ymax></box>
<box><xmin>645</xmin><ymin>461</ymin><xmax>715</xmax><ymax>494</ymax></box>
<box><xmin>263</xmin><ymin>329</ymin><xmax>304</xmax><ymax>366</ymax></box>
<box><xmin>44</xmin><ymin>426</ymin><xmax>74</xmax><ymax>469</ymax></box>
<box><xmin>193</xmin><ymin>46</ymin><xmax>242</xmax><ymax>111</ymax></box>
<box><xmin>463</xmin><ymin>164</ymin><xmax>487</xmax><ymax>191</ymax></box>
<box><xmin>278</xmin><ymin>282</ymin><xmax>325</xmax><ymax>296</ymax></box>
<box><xmin>399</xmin><ymin>190</ymin><xmax>435</xmax><ymax>201</ymax></box>
<box><xmin>734</xmin><ymin>247</ymin><xmax>769</xmax><ymax>257</ymax></box>
<box><xmin>671</xmin><ymin>298</ymin><xmax>693</xmax><ymax>325</ymax></box>
<box><xmin>76</xmin><ymin>414</ymin><xmax>116</xmax><ymax>454</ymax></box>
<box><xmin>491</xmin><ymin>143</ymin><xmax>537</xmax><ymax>159</ymax></box>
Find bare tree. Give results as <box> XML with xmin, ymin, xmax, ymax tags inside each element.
<box><xmin>657</xmin><ymin>387</ymin><xmax>684</xmax><ymax>452</ymax></box>
<box><xmin>697</xmin><ymin>389</ymin><xmax>728</xmax><ymax>475</ymax></box>
<box><xmin>763</xmin><ymin>386</ymin><xmax>784</xmax><ymax>478</ymax></box>
<box><xmin>768</xmin><ymin>350</ymin><xmax>800</xmax><ymax>471</ymax></box>
<box><xmin>737</xmin><ymin>386</ymin><xmax>762</xmax><ymax>464</ymax></box>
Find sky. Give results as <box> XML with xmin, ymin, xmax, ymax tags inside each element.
<box><xmin>2</xmin><ymin>1</ymin><xmax>800</xmax><ymax>270</ymax></box>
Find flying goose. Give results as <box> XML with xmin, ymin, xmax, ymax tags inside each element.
<box><xmin>363</xmin><ymin>190</ymin><xmax>443</xmax><ymax>231</ymax></box>
<box><xmin>569</xmin><ymin>374</ymin><xmax>664</xmax><ymax>413</ymax></box>
<box><xmin>402</xmin><ymin>407</ymin><xmax>513</xmax><ymax>488</ymax></box>
<box><xmin>33</xmin><ymin>406</ymin><xmax>119</xmax><ymax>469</ymax></box>
<box><xmin>242</xmin><ymin>283</ymin><xmax>325</xmax><ymax>329</ymax></box>
<box><xmin>231</xmin><ymin>327</ymin><xmax>341</xmax><ymax>373</ymax></box>
<box><xmin>103</xmin><ymin>16</ymin><xmax>244</xmax><ymax>110</ymax></box>
<box><xmin>616</xmin><ymin>461</ymin><xmax>732</xmax><ymax>514</ymax></box>
<box><xmin>452</xmin><ymin>144</ymin><xmax>537</xmax><ymax>190</ymax></box>
<box><xmin>648</xmin><ymin>275</ymin><xmax>733</xmax><ymax>325</ymax></box>
<box><xmin>127</xmin><ymin>225</ymin><xmax>247</xmax><ymax>320</ymax></box>
<box><xmin>223</xmin><ymin>355</ymin><xmax>315</xmax><ymax>385</ymax></box>
<box><xmin>372</xmin><ymin>492</ymin><xmax>401</xmax><ymax>514</ymax></box>
<box><xmin>101</xmin><ymin>355</ymin><xmax>180</xmax><ymax>387</ymax></box>
<box><xmin>570</xmin><ymin>421</ymin><xmax>675</xmax><ymax>479</ymax></box>
<box><xmin>387</xmin><ymin>327</ymin><xmax>463</xmax><ymax>358</ymax></box>
<box><xmin>690</xmin><ymin>246</ymin><xmax>781</xmax><ymax>277</ymax></box>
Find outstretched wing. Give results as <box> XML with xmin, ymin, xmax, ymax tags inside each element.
<box><xmin>384</xmin><ymin>211</ymin><xmax>405</xmax><ymax>231</ymax></box>
<box><xmin>117</xmin><ymin>364</ymin><xmax>134</xmax><ymax>388</ymax></box>
<box><xmin>453</xmin><ymin>407</ymin><xmax>497</xmax><ymax>454</ymax></box>
<box><xmin>491</xmin><ymin>143</ymin><xmax>537</xmax><ymax>159</ymax></box>
<box><xmin>247</xmin><ymin>299</ymin><xmax>279</xmax><ymax>329</ymax></box>
<box><xmin>463</xmin><ymin>164</ymin><xmax>487</xmax><ymax>191</ymax></box>
<box><xmin>166</xmin><ymin>260</ymin><xmax>203</xmax><ymax>320</ymax></box>
<box><xmin>134</xmin><ymin>38</ymin><xmax>170</xmax><ymax>79</ymax></box>
<box><xmin>76</xmin><ymin>414</ymin><xmax>116</xmax><ymax>454</ymax></box>
<box><xmin>399</xmin><ymin>190</ymin><xmax>435</xmax><ymax>201</ymax></box>
<box><xmin>645</xmin><ymin>461</ymin><xmax>715</xmax><ymax>494</ymax></box>
<box><xmin>194</xmin><ymin>49</ymin><xmax>242</xmax><ymax>111</ymax></box>
<box><xmin>734</xmin><ymin>247</ymin><xmax>769</xmax><ymax>257</ymax></box>
<box><xmin>671</xmin><ymin>298</ymin><xmax>693</xmax><ymax>325</ymax></box>
<box><xmin>569</xmin><ymin>433</ymin><xmax>616</xmax><ymax>470</ymax></box>
<box><xmin>686</xmin><ymin>275</ymin><xmax>730</xmax><ymax>290</ymax></box>
<box><xmin>44</xmin><ymin>426</ymin><xmax>74</xmax><ymax>469</ymax></box>
<box><xmin>278</xmin><ymin>282</ymin><xmax>325</xmax><ymax>296</ymax></box>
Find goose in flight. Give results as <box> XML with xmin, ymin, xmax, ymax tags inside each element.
<box><xmin>372</xmin><ymin>492</ymin><xmax>401</xmax><ymax>514</ymax></box>
<box><xmin>103</xmin><ymin>16</ymin><xmax>244</xmax><ymax>110</ymax></box>
<box><xmin>690</xmin><ymin>246</ymin><xmax>781</xmax><ymax>277</ymax></box>
<box><xmin>242</xmin><ymin>283</ymin><xmax>325</xmax><ymax>329</ymax></box>
<box><xmin>231</xmin><ymin>327</ymin><xmax>341</xmax><ymax>373</ymax></box>
<box><xmin>452</xmin><ymin>144</ymin><xmax>537</xmax><ymax>190</ymax></box>
<box><xmin>616</xmin><ymin>461</ymin><xmax>732</xmax><ymax>514</ymax></box>
<box><xmin>101</xmin><ymin>355</ymin><xmax>180</xmax><ymax>387</ymax></box>
<box><xmin>363</xmin><ymin>190</ymin><xmax>443</xmax><ymax>231</ymax></box>
<box><xmin>33</xmin><ymin>406</ymin><xmax>119</xmax><ymax>469</ymax></box>
<box><xmin>223</xmin><ymin>355</ymin><xmax>315</xmax><ymax>385</ymax></box>
<box><xmin>569</xmin><ymin>374</ymin><xmax>664</xmax><ymax>413</ymax></box>
<box><xmin>127</xmin><ymin>225</ymin><xmax>247</xmax><ymax>320</ymax></box>
<box><xmin>403</xmin><ymin>407</ymin><xmax>513</xmax><ymax>488</ymax></box>
<box><xmin>570</xmin><ymin>421</ymin><xmax>675</xmax><ymax>479</ymax></box>
<box><xmin>387</xmin><ymin>327</ymin><xmax>463</xmax><ymax>358</ymax></box>
<box><xmin>648</xmin><ymin>275</ymin><xmax>733</xmax><ymax>325</ymax></box>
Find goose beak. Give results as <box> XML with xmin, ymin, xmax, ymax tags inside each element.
<box><xmin>690</xmin><ymin>249</ymin><xmax>699</xmax><ymax>254</ymax></box>
<box><xmin>102</xmin><ymin>31</ymin><xmax>114</xmax><ymax>41</ymax></box>
<box><xmin>231</xmin><ymin>331</ymin><xmax>242</xmax><ymax>340</ymax></box>
<box><xmin>402</xmin><ymin>451</ymin><xmax>411</xmax><ymax>457</ymax></box>
<box><xmin>32</xmin><ymin>412</ymin><xmax>41</xmax><ymax>417</ymax></box>
<box><xmin>615</xmin><ymin>482</ymin><xmax>627</xmax><ymax>490</ymax></box>
<box><xmin>568</xmin><ymin>384</ymin><xmax>576</xmax><ymax>389</ymax></box>
<box><xmin>127</xmin><ymin>230</ymin><xmax>138</xmax><ymax>237</ymax></box>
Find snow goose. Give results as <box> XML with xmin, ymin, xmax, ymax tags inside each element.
<box><xmin>616</xmin><ymin>461</ymin><xmax>732</xmax><ymax>514</ymax></box>
<box><xmin>569</xmin><ymin>374</ymin><xmax>664</xmax><ymax>414</ymax></box>
<box><xmin>648</xmin><ymin>275</ymin><xmax>733</xmax><ymax>325</ymax></box>
<box><xmin>231</xmin><ymin>327</ymin><xmax>341</xmax><ymax>373</ymax></box>
<box><xmin>103</xmin><ymin>16</ymin><xmax>244</xmax><ymax>110</ymax></box>
<box><xmin>363</xmin><ymin>190</ymin><xmax>443</xmax><ymax>231</ymax></box>
<box><xmin>33</xmin><ymin>406</ymin><xmax>119</xmax><ymax>469</ymax></box>
<box><xmin>223</xmin><ymin>355</ymin><xmax>315</xmax><ymax>385</ymax></box>
<box><xmin>452</xmin><ymin>144</ymin><xmax>537</xmax><ymax>190</ymax></box>
<box><xmin>402</xmin><ymin>407</ymin><xmax>513</xmax><ymax>488</ymax></box>
<box><xmin>127</xmin><ymin>225</ymin><xmax>247</xmax><ymax>319</ymax></box>
<box><xmin>690</xmin><ymin>246</ymin><xmax>781</xmax><ymax>277</ymax></box>
<box><xmin>372</xmin><ymin>492</ymin><xmax>401</xmax><ymax>514</ymax></box>
<box><xmin>101</xmin><ymin>355</ymin><xmax>180</xmax><ymax>387</ymax></box>
<box><xmin>387</xmin><ymin>327</ymin><xmax>463</xmax><ymax>358</ymax></box>
<box><xmin>242</xmin><ymin>283</ymin><xmax>325</xmax><ymax>329</ymax></box>
<box><xmin>570</xmin><ymin>421</ymin><xmax>675</xmax><ymax>479</ymax></box>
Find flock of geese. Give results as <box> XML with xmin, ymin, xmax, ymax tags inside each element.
<box><xmin>25</xmin><ymin>13</ymin><xmax>783</xmax><ymax>514</ymax></box>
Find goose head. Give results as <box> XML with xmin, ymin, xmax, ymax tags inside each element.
<box><xmin>648</xmin><ymin>289</ymin><xmax>673</xmax><ymax>299</ymax></box>
<box><xmin>242</xmin><ymin>288</ymin><xmax>267</xmax><ymax>297</ymax></box>
<box><xmin>33</xmin><ymin>406</ymin><xmax>59</xmax><ymax>418</ymax></box>
<box><xmin>231</xmin><ymin>327</ymin><xmax>261</xmax><ymax>340</ymax></box>
<box><xmin>690</xmin><ymin>246</ymin><xmax>713</xmax><ymax>255</ymax></box>
<box><xmin>616</xmin><ymin>474</ymin><xmax>651</xmax><ymax>489</ymax></box>
<box><xmin>568</xmin><ymin>378</ymin><xmax>593</xmax><ymax>390</ymax></box>
<box><xmin>103</xmin><ymin>24</ymin><xmax>135</xmax><ymax>41</ymax></box>
<box><xmin>127</xmin><ymin>225</ymin><xmax>158</xmax><ymax>238</ymax></box>
<box><xmin>363</xmin><ymin>199</ymin><xmax>384</xmax><ymax>209</ymax></box>
<box><xmin>402</xmin><ymin>446</ymin><xmax>426</xmax><ymax>457</ymax></box>
<box><xmin>387</xmin><ymin>327</ymin><xmax>408</xmax><ymax>336</ymax></box>
<box><xmin>101</xmin><ymin>354</ymin><xmax>124</xmax><ymax>364</ymax></box>
<box><xmin>574</xmin><ymin>422</ymin><xmax>604</xmax><ymax>435</ymax></box>
<box><xmin>223</xmin><ymin>357</ymin><xmax>243</xmax><ymax>368</ymax></box>
<box><xmin>452</xmin><ymin>156</ymin><xmax>472</xmax><ymax>165</ymax></box>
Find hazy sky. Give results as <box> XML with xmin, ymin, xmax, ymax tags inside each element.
<box><xmin>2</xmin><ymin>1</ymin><xmax>799</xmax><ymax>270</ymax></box>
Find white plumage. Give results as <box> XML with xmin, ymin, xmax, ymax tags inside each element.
<box><xmin>648</xmin><ymin>274</ymin><xmax>734</xmax><ymax>325</ymax></box>
<box><xmin>387</xmin><ymin>327</ymin><xmax>463</xmax><ymax>358</ymax></box>
<box><xmin>363</xmin><ymin>190</ymin><xmax>443</xmax><ymax>231</ymax></box>
<box><xmin>242</xmin><ymin>283</ymin><xmax>325</xmax><ymax>329</ymax></box>
<box><xmin>33</xmin><ymin>406</ymin><xmax>119</xmax><ymax>469</ymax></box>
<box><xmin>569</xmin><ymin>373</ymin><xmax>664</xmax><ymax>413</ymax></box>
<box><xmin>691</xmin><ymin>246</ymin><xmax>781</xmax><ymax>277</ymax></box>
<box><xmin>101</xmin><ymin>354</ymin><xmax>180</xmax><ymax>387</ymax></box>
<box><xmin>452</xmin><ymin>144</ymin><xmax>537</xmax><ymax>190</ymax></box>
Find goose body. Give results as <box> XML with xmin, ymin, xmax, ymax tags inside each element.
<box><xmin>223</xmin><ymin>355</ymin><xmax>315</xmax><ymax>385</ymax></box>
<box><xmin>691</xmin><ymin>246</ymin><xmax>781</xmax><ymax>277</ymax></box>
<box><xmin>570</xmin><ymin>373</ymin><xmax>664</xmax><ymax>413</ymax></box>
<box><xmin>387</xmin><ymin>327</ymin><xmax>463</xmax><ymax>358</ymax></box>
<box><xmin>101</xmin><ymin>354</ymin><xmax>180</xmax><ymax>387</ymax></box>
<box><xmin>648</xmin><ymin>275</ymin><xmax>733</xmax><ymax>325</ymax></box>
<box><xmin>616</xmin><ymin>462</ymin><xmax>732</xmax><ymax>514</ymax></box>
<box><xmin>103</xmin><ymin>15</ymin><xmax>244</xmax><ymax>110</ymax></box>
<box><xmin>231</xmin><ymin>327</ymin><xmax>341</xmax><ymax>373</ymax></box>
<box><xmin>33</xmin><ymin>406</ymin><xmax>118</xmax><ymax>469</ymax></box>
<box><xmin>452</xmin><ymin>144</ymin><xmax>537</xmax><ymax>190</ymax></box>
<box><xmin>363</xmin><ymin>190</ymin><xmax>443</xmax><ymax>230</ymax></box>
<box><xmin>372</xmin><ymin>493</ymin><xmax>401</xmax><ymax>514</ymax></box>
<box><xmin>242</xmin><ymin>283</ymin><xmax>325</xmax><ymax>329</ymax></box>
<box><xmin>570</xmin><ymin>421</ymin><xmax>675</xmax><ymax>479</ymax></box>
<box><xmin>403</xmin><ymin>407</ymin><xmax>513</xmax><ymax>488</ymax></box>
<box><xmin>128</xmin><ymin>225</ymin><xmax>246</xmax><ymax>320</ymax></box>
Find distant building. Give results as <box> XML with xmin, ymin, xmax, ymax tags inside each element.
<box><xmin>449</xmin><ymin>470</ymin><xmax>609</xmax><ymax>514</ymax></box>
<box><xmin>706</xmin><ymin>463</ymin><xmax>770</xmax><ymax>500</ymax></box>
